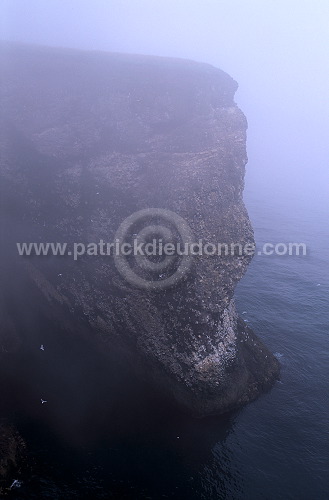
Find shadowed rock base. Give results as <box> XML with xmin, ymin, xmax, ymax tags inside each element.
<box><xmin>0</xmin><ymin>423</ymin><xmax>26</xmax><ymax>495</ymax></box>
<box><xmin>0</xmin><ymin>42</ymin><xmax>279</xmax><ymax>420</ymax></box>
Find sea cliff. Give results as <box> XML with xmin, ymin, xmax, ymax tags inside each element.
<box><xmin>0</xmin><ymin>43</ymin><xmax>279</xmax><ymax>422</ymax></box>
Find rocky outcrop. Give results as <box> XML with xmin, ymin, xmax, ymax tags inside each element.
<box><xmin>0</xmin><ymin>42</ymin><xmax>279</xmax><ymax>417</ymax></box>
<box><xmin>0</xmin><ymin>422</ymin><xmax>25</xmax><ymax>495</ymax></box>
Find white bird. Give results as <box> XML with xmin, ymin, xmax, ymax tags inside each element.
<box><xmin>10</xmin><ymin>479</ymin><xmax>21</xmax><ymax>490</ymax></box>
<box><xmin>41</xmin><ymin>399</ymin><xmax>47</xmax><ymax>404</ymax></box>
<box><xmin>40</xmin><ymin>344</ymin><xmax>45</xmax><ymax>351</ymax></box>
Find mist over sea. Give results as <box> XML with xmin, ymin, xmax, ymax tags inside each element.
<box><xmin>233</xmin><ymin>177</ymin><xmax>329</xmax><ymax>499</ymax></box>
<box><xmin>2</xmin><ymin>2</ymin><xmax>329</xmax><ymax>497</ymax></box>
<box><xmin>7</xmin><ymin>175</ymin><xmax>328</xmax><ymax>500</ymax></box>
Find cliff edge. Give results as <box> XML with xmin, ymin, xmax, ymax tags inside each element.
<box><xmin>0</xmin><ymin>42</ymin><xmax>279</xmax><ymax>417</ymax></box>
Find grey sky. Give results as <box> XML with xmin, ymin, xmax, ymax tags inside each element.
<box><xmin>2</xmin><ymin>0</ymin><xmax>329</xmax><ymax>199</ymax></box>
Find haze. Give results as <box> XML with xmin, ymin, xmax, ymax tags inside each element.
<box><xmin>2</xmin><ymin>0</ymin><xmax>329</xmax><ymax>204</ymax></box>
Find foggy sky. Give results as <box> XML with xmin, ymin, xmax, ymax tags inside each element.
<box><xmin>1</xmin><ymin>0</ymin><xmax>329</xmax><ymax>202</ymax></box>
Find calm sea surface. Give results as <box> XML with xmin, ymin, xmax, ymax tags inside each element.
<box><xmin>8</xmin><ymin>180</ymin><xmax>329</xmax><ymax>499</ymax></box>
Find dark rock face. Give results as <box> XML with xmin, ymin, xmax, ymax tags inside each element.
<box><xmin>0</xmin><ymin>43</ymin><xmax>279</xmax><ymax>418</ymax></box>
<box><xmin>0</xmin><ymin>422</ymin><xmax>25</xmax><ymax>495</ymax></box>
